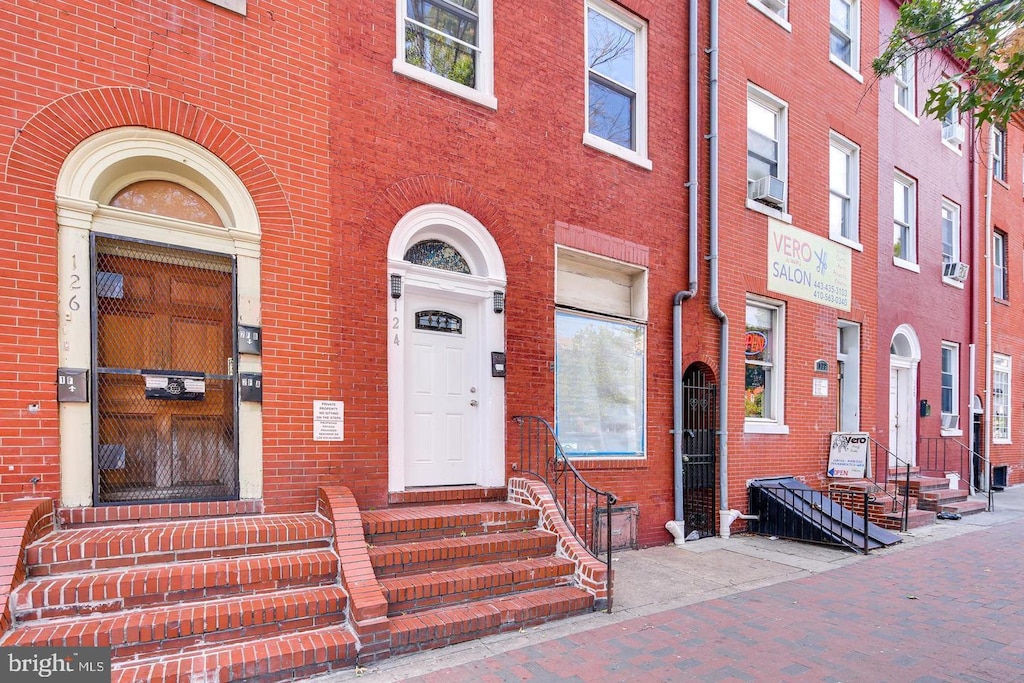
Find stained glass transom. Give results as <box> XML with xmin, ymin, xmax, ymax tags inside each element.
<box><xmin>404</xmin><ymin>239</ymin><xmax>471</xmax><ymax>274</ymax></box>
<box><xmin>415</xmin><ymin>310</ymin><xmax>463</xmax><ymax>334</ymax></box>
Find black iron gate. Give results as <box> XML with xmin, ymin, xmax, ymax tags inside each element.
<box><xmin>681</xmin><ymin>365</ymin><xmax>717</xmax><ymax>538</ymax></box>
<box><xmin>91</xmin><ymin>235</ymin><xmax>239</xmax><ymax>504</ymax></box>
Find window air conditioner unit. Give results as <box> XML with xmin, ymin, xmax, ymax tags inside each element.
<box><xmin>942</xmin><ymin>123</ymin><xmax>965</xmax><ymax>145</ymax></box>
<box><xmin>750</xmin><ymin>175</ymin><xmax>785</xmax><ymax>208</ymax></box>
<box><xmin>941</xmin><ymin>413</ymin><xmax>960</xmax><ymax>430</ymax></box>
<box><xmin>942</xmin><ymin>260</ymin><xmax>969</xmax><ymax>282</ymax></box>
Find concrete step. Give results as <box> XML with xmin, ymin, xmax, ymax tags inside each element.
<box><xmin>368</xmin><ymin>529</ymin><xmax>558</xmax><ymax>578</ymax></box>
<box><xmin>362</xmin><ymin>502</ymin><xmax>539</xmax><ymax>544</ymax></box>
<box><xmin>110</xmin><ymin>625</ymin><xmax>357</xmax><ymax>683</ymax></box>
<box><xmin>902</xmin><ymin>476</ymin><xmax>952</xmax><ymax>493</ymax></box>
<box><xmin>1</xmin><ymin>587</ymin><xmax>348</xmax><ymax>659</ymax></box>
<box><xmin>12</xmin><ymin>549</ymin><xmax>339</xmax><ymax>621</ymax></box>
<box><xmin>389</xmin><ymin>585</ymin><xmax>593</xmax><ymax>655</ymax></box>
<box><xmin>27</xmin><ymin>513</ymin><xmax>333</xmax><ymax>576</ymax></box>
<box><xmin>380</xmin><ymin>556</ymin><xmax>577</xmax><ymax>616</ymax></box>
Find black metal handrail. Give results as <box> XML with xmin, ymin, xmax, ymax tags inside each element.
<box><xmin>918</xmin><ymin>437</ymin><xmax>994</xmax><ymax>512</ymax></box>
<box><xmin>511</xmin><ymin>415</ymin><xmax>617</xmax><ymax>612</ymax></box>
<box><xmin>868</xmin><ymin>438</ymin><xmax>910</xmax><ymax>531</ymax></box>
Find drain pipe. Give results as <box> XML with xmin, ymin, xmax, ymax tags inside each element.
<box><xmin>707</xmin><ymin>0</ymin><xmax>734</xmax><ymax>539</ymax></box>
<box><xmin>667</xmin><ymin>0</ymin><xmax>702</xmax><ymax>544</ymax></box>
<box><xmin>983</xmin><ymin>123</ymin><xmax>994</xmax><ymax>494</ymax></box>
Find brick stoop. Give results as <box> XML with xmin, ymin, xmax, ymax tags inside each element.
<box><xmin>362</xmin><ymin>489</ymin><xmax>596</xmax><ymax>656</ymax></box>
<box><xmin>0</xmin><ymin>510</ymin><xmax>358</xmax><ymax>682</ymax></box>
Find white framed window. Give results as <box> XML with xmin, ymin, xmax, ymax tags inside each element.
<box><xmin>584</xmin><ymin>0</ymin><xmax>650</xmax><ymax>169</ymax></box>
<box><xmin>749</xmin><ymin>0</ymin><xmax>789</xmax><ymax>28</ymax></box>
<box><xmin>829</xmin><ymin>132</ymin><xmax>860</xmax><ymax>246</ymax></box>
<box><xmin>894</xmin><ymin>54</ymin><xmax>915</xmax><ymax>117</ymax></box>
<box><xmin>994</xmin><ymin>229</ymin><xmax>1008</xmax><ymax>300</ymax></box>
<box><xmin>941</xmin><ymin>97</ymin><xmax>964</xmax><ymax>150</ymax></box>
<box><xmin>993</xmin><ymin>353</ymin><xmax>1011</xmax><ymax>443</ymax></box>
<box><xmin>829</xmin><ymin>0</ymin><xmax>860</xmax><ymax>77</ymax></box>
<box><xmin>993</xmin><ymin>126</ymin><xmax>1007</xmax><ymax>181</ymax></box>
<box><xmin>555</xmin><ymin>247</ymin><xmax>647</xmax><ymax>458</ymax></box>
<box><xmin>747</xmin><ymin>85</ymin><xmax>788</xmax><ymax>213</ymax></box>
<box><xmin>941</xmin><ymin>200</ymin><xmax>962</xmax><ymax>283</ymax></box>
<box><xmin>893</xmin><ymin>172</ymin><xmax>917</xmax><ymax>267</ymax></box>
<box><xmin>940</xmin><ymin>342</ymin><xmax>960</xmax><ymax>433</ymax></box>
<box><xmin>394</xmin><ymin>0</ymin><xmax>496</xmax><ymax>110</ymax></box>
<box><xmin>745</xmin><ymin>296</ymin><xmax>787</xmax><ymax>433</ymax></box>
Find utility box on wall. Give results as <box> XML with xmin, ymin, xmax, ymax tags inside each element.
<box><xmin>592</xmin><ymin>504</ymin><xmax>639</xmax><ymax>553</ymax></box>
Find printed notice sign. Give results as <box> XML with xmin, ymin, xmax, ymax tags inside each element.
<box><xmin>313</xmin><ymin>400</ymin><xmax>344</xmax><ymax>442</ymax></box>
<box><xmin>767</xmin><ymin>218</ymin><xmax>852</xmax><ymax>311</ymax></box>
<box><xmin>827</xmin><ymin>432</ymin><xmax>870</xmax><ymax>478</ymax></box>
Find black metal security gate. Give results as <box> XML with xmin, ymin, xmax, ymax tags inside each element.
<box><xmin>681</xmin><ymin>364</ymin><xmax>717</xmax><ymax>538</ymax></box>
<box><xmin>91</xmin><ymin>235</ymin><xmax>239</xmax><ymax>504</ymax></box>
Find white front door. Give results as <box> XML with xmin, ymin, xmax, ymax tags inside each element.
<box><xmin>404</xmin><ymin>294</ymin><xmax>481</xmax><ymax>486</ymax></box>
<box><xmin>889</xmin><ymin>364</ymin><xmax>916</xmax><ymax>466</ymax></box>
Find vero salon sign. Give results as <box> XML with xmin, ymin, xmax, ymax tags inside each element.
<box><xmin>766</xmin><ymin>218</ymin><xmax>852</xmax><ymax>311</ymax></box>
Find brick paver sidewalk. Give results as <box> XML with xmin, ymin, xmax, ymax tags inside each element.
<box><xmin>410</xmin><ymin>522</ymin><xmax>1024</xmax><ymax>683</ymax></box>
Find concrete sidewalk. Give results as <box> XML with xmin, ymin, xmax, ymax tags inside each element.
<box><xmin>314</xmin><ymin>486</ymin><xmax>1024</xmax><ymax>682</ymax></box>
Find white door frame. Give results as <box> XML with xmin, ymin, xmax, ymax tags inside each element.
<box><xmin>386</xmin><ymin>205</ymin><xmax>506</xmax><ymax>491</ymax></box>
<box><xmin>889</xmin><ymin>324</ymin><xmax>921</xmax><ymax>466</ymax></box>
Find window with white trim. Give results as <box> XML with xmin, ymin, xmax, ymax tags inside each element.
<box><xmin>753</xmin><ymin>0</ymin><xmax>787</xmax><ymax>21</ymax></box>
<box><xmin>940</xmin><ymin>342</ymin><xmax>959</xmax><ymax>431</ymax></box>
<box><xmin>585</xmin><ymin>0</ymin><xmax>649</xmax><ymax>166</ymax></box>
<box><xmin>395</xmin><ymin>0</ymin><xmax>495</xmax><ymax>108</ymax></box>
<box><xmin>894</xmin><ymin>54</ymin><xmax>915</xmax><ymax>116</ymax></box>
<box><xmin>747</xmin><ymin>85</ymin><xmax>788</xmax><ymax>211</ymax></box>
<box><xmin>893</xmin><ymin>172</ymin><xmax>916</xmax><ymax>265</ymax></box>
<box><xmin>745</xmin><ymin>297</ymin><xmax>785</xmax><ymax>429</ymax></box>
<box><xmin>829</xmin><ymin>132</ymin><xmax>859</xmax><ymax>244</ymax></box>
<box><xmin>993</xmin><ymin>353</ymin><xmax>1011</xmax><ymax>442</ymax></box>
<box><xmin>941</xmin><ymin>97</ymin><xmax>963</xmax><ymax>149</ymax></box>
<box><xmin>554</xmin><ymin>248</ymin><xmax>647</xmax><ymax>458</ymax></box>
<box><xmin>993</xmin><ymin>126</ymin><xmax>1007</xmax><ymax>181</ymax></box>
<box><xmin>994</xmin><ymin>229</ymin><xmax>1008</xmax><ymax>300</ymax></box>
<box><xmin>941</xmin><ymin>200</ymin><xmax>961</xmax><ymax>273</ymax></box>
<box><xmin>829</xmin><ymin>0</ymin><xmax>859</xmax><ymax>73</ymax></box>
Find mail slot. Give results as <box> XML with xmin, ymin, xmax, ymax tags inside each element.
<box><xmin>143</xmin><ymin>371</ymin><xmax>205</xmax><ymax>400</ymax></box>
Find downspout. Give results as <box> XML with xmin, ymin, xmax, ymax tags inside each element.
<box><xmin>667</xmin><ymin>0</ymin><xmax>701</xmax><ymax>544</ymax></box>
<box><xmin>707</xmin><ymin>0</ymin><xmax>733</xmax><ymax>539</ymax></box>
<box><xmin>983</xmin><ymin>123</ymin><xmax>994</xmax><ymax>493</ymax></box>
<box><xmin>967</xmin><ymin>110</ymin><xmax>978</xmax><ymax>493</ymax></box>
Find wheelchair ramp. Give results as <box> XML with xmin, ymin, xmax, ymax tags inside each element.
<box><xmin>748</xmin><ymin>477</ymin><xmax>902</xmax><ymax>553</ymax></box>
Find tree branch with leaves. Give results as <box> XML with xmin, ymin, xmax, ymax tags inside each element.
<box><xmin>873</xmin><ymin>0</ymin><xmax>1024</xmax><ymax>126</ymax></box>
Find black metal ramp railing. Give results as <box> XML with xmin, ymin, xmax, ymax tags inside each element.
<box><xmin>868</xmin><ymin>437</ymin><xmax>911</xmax><ymax>531</ymax></box>
<box><xmin>918</xmin><ymin>437</ymin><xmax>994</xmax><ymax>512</ymax></box>
<box><xmin>510</xmin><ymin>415</ymin><xmax>617</xmax><ymax>613</ymax></box>
<box><xmin>748</xmin><ymin>477</ymin><xmax>902</xmax><ymax>554</ymax></box>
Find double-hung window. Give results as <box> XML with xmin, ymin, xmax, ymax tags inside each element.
<box><xmin>893</xmin><ymin>172</ymin><xmax>916</xmax><ymax>265</ymax></box>
<box><xmin>993</xmin><ymin>353</ymin><xmax>1011</xmax><ymax>442</ymax></box>
<box><xmin>829</xmin><ymin>0</ymin><xmax>859</xmax><ymax>75</ymax></box>
<box><xmin>994</xmin><ymin>229</ymin><xmax>1008</xmax><ymax>300</ymax></box>
<box><xmin>941</xmin><ymin>100</ymin><xmax>964</xmax><ymax>149</ymax></box>
<box><xmin>745</xmin><ymin>297</ymin><xmax>786</xmax><ymax>432</ymax></box>
<box><xmin>554</xmin><ymin>248</ymin><xmax>647</xmax><ymax>458</ymax></box>
<box><xmin>395</xmin><ymin>0</ymin><xmax>496</xmax><ymax>109</ymax></box>
<box><xmin>585</xmin><ymin>1</ymin><xmax>649</xmax><ymax>168</ymax></box>
<box><xmin>894</xmin><ymin>54</ymin><xmax>915</xmax><ymax>116</ymax></box>
<box><xmin>941</xmin><ymin>200</ymin><xmax>962</xmax><ymax>281</ymax></box>
<box><xmin>829</xmin><ymin>132</ymin><xmax>859</xmax><ymax>245</ymax></box>
<box><xmin>747</xmin><ymin>85</ymin><xmax>787</xmax><ymax>211</ymax></box>
<box><xmin>993</xmin><ymin>126</ymin><xmax>1007</xmax><ymax>181</ymax></box>
<box><xmin>940</xmin><ymin>342</ymin><xmax>960</xmax><ymax>432</ymax></box>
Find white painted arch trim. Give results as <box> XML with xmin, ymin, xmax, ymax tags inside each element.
<box><xmin>387</xmin><ymin>204</ymin><xmax>507</xmax><ymax>492</ymax></box>
<box><xmin>55</xmin><ymin>127</ymin><xmax>263</xmax><ymax>507</ymax></box>
<box><xmin>890</xmin><ymin>323</ymin><xmax>922</xmax><ymax>364</ymax></box>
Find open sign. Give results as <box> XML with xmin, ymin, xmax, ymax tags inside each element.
<box><xmin>745</xmin><ymin>331</ymin><xmax>767</xmax><ymax>356</ymax></box>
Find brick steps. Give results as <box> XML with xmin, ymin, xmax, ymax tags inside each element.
<box><xmin>12</xmin><ymin>549</ymin><xmax>339</xmax><ymax>621</ymax></box>
<box><xmin>389</xmin><ymin>585</ymin><xmax>593</xmax><ymax>655</ymax></box>
<box><xmin>363</xmin><ymin>502</ymin><xmax>540</xmax><ymax>542</ymax></box>
<box><xmin>387</xmin><ymin>486</ymin><xmax>507</xmax><ymax>508</ymax></box>
<box><xmin>110</xmin><ymin>625</ymin><xmax>357</xmax><ymax>683</ymax></box>
<box><xmin>368</xmin><ymin>529</ymin><xmax>558</xmax><ymax>578</ymax></box>
<box><xmin>883</xmin><ymin>508</ymin><xmax>937</xmax><ymax>530</ymax></box>
<box><xmin>381</xmin><ymin>556</ymin><xmax>577</xmax><ymax>615</ymax></box>
<box><xmin>940</xmin><ymin>500</ymin><xmax>988</xmax><ymax>517</ymax></box>
<box><xmin>27</xmin><ymin>513</ymin><xmax>332</xmax><ymax>576</ymax></box>
<box><xmin>916</xmin><ymin>487</ymin><xmax>969</xmax><ymax>511</ymax></box>
<box><xmin>3</xmin><ymin>586</ymin><xmax>348</xmax><ymax>658</ymax></box>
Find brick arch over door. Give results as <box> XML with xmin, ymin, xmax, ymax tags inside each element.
<box><xmin>5</xmin><ymin>87</ymin><xmax>292</xmax><ymax>238</ymax></box>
